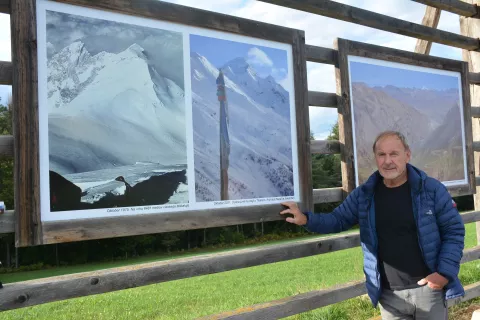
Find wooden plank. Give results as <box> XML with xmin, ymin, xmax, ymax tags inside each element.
<box><xmin>292</xmin><ymin>30</ymin><xmax>314</xmax><ymax>213</ymax></box>
<box><xmin>334</xmin><ymin>38</ymin><xmax>476</xmax><ymax>196</ymax></box>
<box><xmin>471</xmin><ymin>106</ymin><xmax>480</xmax><ymax>117</ymax></box>
<box><xmin>52</xmin><ymin>0</ymin><xmax>300</xmax><ymax>44</ymax></box>
<box><xmin>415</xmin><ymin>6</ymin><xmax>442</xmax><ymax>55</ymax></box>
<box><xmin>335</xmin><ymin>39</ymin><xmax>356</xmax><ymax>194</ymax></box>
<box><xmin>0</xmin><ymin>232</ymin><xmax>362</xmax><ymax>311</ymax></box>
<box><xmin>474</xmin><ymin>141</ymin><xmax>480</xmax><ymax>151</ymax></box>
<box><xmin>0</xmin><ymin>135</ymin><xmax>13</xmax><ymax>157</ymax></box>
<box><xmin>0</xmin><ymin>61</ymin><xmax>12</xmax><ymax>85</ymax></box>
<box><xmin>305</xmin><ymin>45</ymin><xmax>337</xmax><ymax>65</ymax></box>
<box><xmin>1</xmin><ymin>209</ymin><xmax>479</xmax><ymax>310</ymax></box>
<box><xmin>461</xmin><ymin>210</ymin><xmax>480</xmax><ymax>224</ymax></box>
<box><xmin>0</xmin><ymin>0</ymin><xmax>10</xmax><ymax>14</ymax></box>
<box><xmin>0</xmin><ymin>210</ymin><xmax>14</xmax><ymax>234</ymax></box>
<box><xmin>311</xmin><ymin>139</ymin><xmax>340</xmax><ymax>154</ymax></box>
<box><xmin>308</xmin><ymin>91</ymin><xmax>338</xmax><ymax>108</ymax></box>
<box><xmin>258</xmin><ymin>0</ymin><xmax>480</xmax><ymax>50</ymax></box>
<box><xmin>0</xmin><ymin>188</ymin><xmax>346</xmax><ymax>236</ymax></box>
<box><xmin>460</xmin><ymin>1</ymin><xmax>480</xmax><ymax>244</ymax></box>
<box><xmin>412</xmin><ymin>0</ymin><xmax>478</xmax><ymax>17</ymax></box>
<box><xmin>469</xmin><ymin>72</ymin><xmax>480</xmax><ymax>84</ymax></box>
<box><xmin>199</xmin><ymin>281</ymin><xmax>367</xmax><ymax>319</ymax></box>
<box><xmin>448</xmin><ymin>281</ymin><xmax>480</xmax><ymax>307</ymax></box>
<box><xmin>10</xmin><ymin>0</ymin><xmax>42</xmax><ymax>247</ymax></box>
<box><xmin>313</xmin><ymin>188</ymin><xmax>343</xmax><ymax>203</ymax></box>
<box><xmin>461</xmin><ymin>245</ymin><xmax>480</xmax><ymax>263</ymax></box>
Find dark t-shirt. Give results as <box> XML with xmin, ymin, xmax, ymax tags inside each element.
<box><xmin>374</xmin><ymin>180</ymin><xmax>430</xmax><ymax>290</ymax></box>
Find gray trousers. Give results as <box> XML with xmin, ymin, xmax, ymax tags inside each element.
<box><xmin>378</xmin><ymin>285</ymin><xmax>448</xmax><ymax>319</ymax></box>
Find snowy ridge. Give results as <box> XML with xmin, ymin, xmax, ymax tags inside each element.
<box><xmin>47</xmin><ymin>41</ymin><xmax>186</xmax><ymax>175</ymax></box>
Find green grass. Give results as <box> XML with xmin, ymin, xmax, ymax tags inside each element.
<box><xmin>1</xmin><ymin>224</ymin><xmax>480</xmax><ymax>320</ymax></box>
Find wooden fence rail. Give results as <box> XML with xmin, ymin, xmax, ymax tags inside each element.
<box><xmin>412</xmin><ymin>0</ymin><xmax>478</xmax><ymax>17</ymax></box>
<box><xmin>258</xmin><ymin>0</ymin><xmax>480</xmax><ymax>50</ymax></box>
<box><xmin>1</xmin><ymin>211</ymin><xmax>479</xmax><ymax>311</ymax></box>
<box><xmin>201</xmin><ymin>280</ymin><xmax>480</xmax><ymax>319</ymax></box>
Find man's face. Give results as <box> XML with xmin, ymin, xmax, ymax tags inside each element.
<box><xmin>374</xmin><ymin>135</ymin><xmax>411</xmax><ymax>181</ymax></box>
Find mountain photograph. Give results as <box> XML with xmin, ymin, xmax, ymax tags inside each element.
<box><xmin>189</xmin><ymin>34</ymin><xmax>296</xmax><ymax>202</ymax></box>
<box><xmin>44</xmin><ymin>10</ymin><xmax>188</xmax><ymax>212</ymax></box>
<box><xmin>349</xmin><ymin>59</ymin><xmax>466</xmax><ymax>186</ymax></box>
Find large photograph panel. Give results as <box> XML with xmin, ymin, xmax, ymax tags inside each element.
<box><xmin>348</xmin><ymin>56</ymin><xmax>467</xmax><ymax>187</ymax></box>
<box><xmin>190</xmin><ymin>34</ymin><xmax>296</xmax><ymax>204</ymax></box>
<box><xmin>42</xmin><ymin>8</ymin><xmax>188</xmax><ymax>216</ymax></box>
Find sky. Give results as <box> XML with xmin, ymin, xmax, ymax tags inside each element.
<box><xmin>0</xmin><ymin>0</ymin><xmax>466</xmax><ymax>139</ymax></box>
<box><xmin>190</xmin><ymin>34</ymin><xmax>289</xmax><ymax>89</ymax></box>
<box><xmin>350</xmin><ymin>60</ymin><xmax>459</xmax><ymax>91</ymax></box>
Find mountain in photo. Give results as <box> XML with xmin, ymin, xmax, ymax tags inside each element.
<box><xmin>352</xmin><ymin>81</ymin><xmax>464</xmax><ymax>184</ymax></box>
<box><xmin>47</xmin><ymin>41</ymin><xmax>186</xmax><ymax>175</ymax></box>
<box><xmin>191</xmin><ymin>52</ymin><xmax>294</xmax><ymax>201</ymax></box>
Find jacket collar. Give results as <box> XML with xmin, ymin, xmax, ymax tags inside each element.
<box><xmin>361</xmin><ymin>163</ymin><xmax>425</xmax><ymax>197</ymax></box>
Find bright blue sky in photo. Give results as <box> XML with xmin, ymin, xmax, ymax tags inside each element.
<box><xmin>350</xmin><ymin>61</ymin><xmax>459</xmax><ymax>90</ymax></box>
<box><xmin>190</xmin><ymin>34</ymin><xmax>288</xmax><ymax>80</ymax></box>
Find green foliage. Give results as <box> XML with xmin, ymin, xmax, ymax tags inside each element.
<box><xmin>0</xmin><ymin>98</ymin><xmax>13</xmax><ymax>210</ymax></box>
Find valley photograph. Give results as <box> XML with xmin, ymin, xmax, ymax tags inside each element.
<box><xmin>190</xmin><ymin>34</ymin><xmax>296</xmax><ymax>202</ymax></box>
<box><xmin>43</xmin><ymin>9</ymin><xmax>188</xmax><ymax>213</ymax></box>
<box><xmin>349</xmin><ymin>57</ymin><xmax>466</xmax><ymax>186</ymax></box>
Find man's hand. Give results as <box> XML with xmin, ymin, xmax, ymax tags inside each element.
<box><xmin>280</xmin><ymin>201</ymin><xmax>307</xmax><ymax>226</ymax></box>
<box><xmin>417</xmin><ymin>272</ymin><xmax>448</xmax><ymax>290</ymax></box>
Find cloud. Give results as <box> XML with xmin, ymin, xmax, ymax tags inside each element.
<box><xmin>246</xmin><ymin>47</ymin><xmax>273</xmax><ymax>67</ymax></box>
<box><xmin>0</xmin><ymin>13</ymin><xmax>11</xmax><ymax>61</ymax></box>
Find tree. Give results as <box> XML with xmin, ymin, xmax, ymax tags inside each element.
<box><xmin>0</xmin><ymin>98</ymin><xmax>13</xmax><ymax>209</ymax></box>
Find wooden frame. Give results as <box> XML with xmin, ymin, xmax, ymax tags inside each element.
<box><xmin>13</xmin><ymin>0</ymin><xmax>312</xmax><ymax>247</ymax></box>
<box><xmin>335</xmin><ymin>38</ymin><xmax>475</xmax><ymax>196</ymax></box>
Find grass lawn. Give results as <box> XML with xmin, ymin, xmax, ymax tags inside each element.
<box><xmin>1</xmin><ymin>224</ymin><xmax>480</xmax><ymax>319</ymax></box>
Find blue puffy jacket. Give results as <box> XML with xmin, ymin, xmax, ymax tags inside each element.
<box><xmin>304</xmin><ymin>163</ymin><xmax>465</xmax><ymax>307</ymax></box>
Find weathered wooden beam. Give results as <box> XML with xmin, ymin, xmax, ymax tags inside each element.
<box><xmin>0</xmin><ymin>188</ymin><xmax>346</xmax><ymax>236</ymax></box>
<box><xmin>461</xmin><ymin>245</ymin><xmax>480</xmax><ymax>263</ymax></box>
<box><xmin>11</xmin><ymin>0</ymin><xmax>42</xmax><ymax>247</ymax></box>
<box><xmin>200</xmin><ymin>281</ymin><xmax>367</xmax><ymax>319</ymax></box>
<box><xmin>0</xmin><ymin>231</ymin><xmax>362</xmax><ymax>311</ymax></box>
<box><xmin>469</xmin><ymin>72</ymin><xmax>480</xmax><ymax>84</ymax></box>
<box><xmin>472</xmin><ymin>106</ymin><xmax>480</xmax><ymax>117</ymax></box>
<box><xmin>204</xmin><ymin>266</ymin><xmax>480</xmax><ymax>319</ymax></box>
<box><xmin>305</xmin><ymin>45</ymin><xmax>337</xmax><ymax>65</ymax></box>
<box><xmin>448</xmin><ymin>281</ymin><xmax>480</xmax><ymax>307</ymax></box>
<box><xmin>0</xmin><ymin>61</ymin><xmax>12</xmax><ymax>85</ymax></box>
<box><xmin>311</xmin><ymin>139</ymin><xmax>340</xmax><ymax>154</ymax></box>
<box><xmin>258</xmin><ymin>0</ymin><xmax>480</xmax><ymax>50</ymax></box>
<box><xmin>461</xmin><ymin>210</ymin><xmax>480</xmax><ymax>224</ymax></box>
<box><xmin>313</xmin><ymin>187</ymin><xmax>342</xmax><ymax>203</ymax></box>
<box><xmin>0</xmin><ymin>0</ymin><xmax>10</xmax><ymax>14</ymax></box>
<box><xmin>474</xmin><ymin>141</ymin><xmax>480</xmax><ymax>151</ymax></box>
<box><xmin>0</xmin><ymin>135</ymin><xmax>13</xmax><ymax>157</ymax></box>
<box><xmin>308</xmin><ymin>91</ymin><xmax>337</xmax><ymax>108</ymax></box>
<box><xmin>412</xmin><ymin>0</ymin><xmax>478</xmax><ymax>17</ymax></box>
<box><xmin>0</xmin><ymin>209</ymin><xmax>479</xmax><ymax>310</ymax></box>
<box><xmin>415</xmin><ymin>6</ymin><xmax>442</xmax><ymax>54</ymax></box>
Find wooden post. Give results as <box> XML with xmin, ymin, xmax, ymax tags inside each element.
<box><xmin>460</xmin><ymin>0</ymin><xmax>480</xmax><ymax>243</ymax></box>
<box><xmin>415</xmin><ymin>6</ymin><xmax>442</xmax><ymax>54</ymax></box>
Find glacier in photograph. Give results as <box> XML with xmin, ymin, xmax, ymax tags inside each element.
<box><xmin>190</xmin><ymin>35</ymin><xmax>295</xmax><ymax>202</ymax></box>
<box><xmin>45</xmin><ymin>10</ymin><xmax>188</xmax><ymax>211</ymax></box>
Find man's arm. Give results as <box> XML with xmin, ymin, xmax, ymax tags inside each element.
<box><xmin>281</xmin><ymin>188</ymin><xmax>360</xmax><ymax>234</ymax></box>
<box><xmin>431</xmin><ymin>183</ymin><xmax>465</xmax><ymax>287</ymax></box>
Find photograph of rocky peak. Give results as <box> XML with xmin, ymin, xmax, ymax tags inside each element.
<box><xmin>190</xmin><ymin>34</ymin><xmax>295</xmax><ymax>202</ymax></box>
<box><xmin>349</xmin><ymin>58</ymin><xmax>466</xmax><ymax>186</ymax></box>
<box><xmin>44</xmin><ymin>9</ymin><xmax>188</xmax><ymax>213</ymax></box>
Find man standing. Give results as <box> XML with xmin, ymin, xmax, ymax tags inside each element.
<box><xmin>281</xmin><ymin>131</ymin><xmax>465</xmax><ymax>319</ymax></box>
